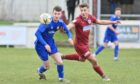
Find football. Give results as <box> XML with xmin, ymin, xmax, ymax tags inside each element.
<box><xmin>40</xmin><ymin>13</ymin><xmax>51</xmax><ymax>24</ymax></box>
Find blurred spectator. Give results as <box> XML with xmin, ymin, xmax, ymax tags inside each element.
<box><xmin>120</xmin><ymin>0</ymin><xmax>134</xmax><ymax>14</ymax></box>
<box><xmin>108</xmin><ymin>0</ymin><xmax>120</xmax><ymax>14</ymax></box>
<box><xmin>66</xmin><ymin>0</ymin><xmax>79</xmax><ymax>22</ymax></box>
<box><xmin>61</xmin><ymin>11</ymin><xmax>69</xmax><ymax>25</ymax></box>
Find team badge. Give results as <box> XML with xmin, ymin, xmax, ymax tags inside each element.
<box><xmin>51</xmin><ymin>26</ymin><xmax>53</xmax><ymax>29</ymax></box>
<box><xmin>87</xmin><ymin>19</ymin><xmax>91</xmax><ymax>24</ymax></box>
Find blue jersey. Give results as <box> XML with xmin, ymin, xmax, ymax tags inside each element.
<box><xmin>106</xmin><ymin>15</ymin><xmax>120</xmax><ymax>35</ymax></box>
<box><xmin>104</xmin><ymin>15</ymin><xmax>120</xmax><ymax>43</ymax></box>
<box><xmin>35</xmin><ymin>18</ymin><xmax>72</xmax><ymax>46</ymax></box>
<box><xmin>35</xmin><ymin>18</ymin><xmax>72</xmax><ymax>61</ymax></box>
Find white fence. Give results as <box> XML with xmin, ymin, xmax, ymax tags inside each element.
<box><xmin>0</xmin><ymin>21</ymin><xmax>140</xmax><ymax>48</ymax></box>
<box><xmin>0</xmin><ymin>26</ymin><xmax>27</xmax><ymax>45</ymax></box>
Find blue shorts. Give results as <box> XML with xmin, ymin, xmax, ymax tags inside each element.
<box><xmin>104</xmin><ymin>33</ymin><xmax>118</xmax><ymax>43</ymax></box>
<box><xmin>35</xmin><ymin>42</ymin><xmax>58</xmax><ymax>61</ymax></box>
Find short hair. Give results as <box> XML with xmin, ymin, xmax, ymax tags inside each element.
<box><xmin>115</xmin><ymin>7</ymin><xmax>121</xmax><ymax>11</ymax></box>
<box><xmin>79</xmin><ymin>3</ymin><xmax>89</xmax><ymax>8</ymax></box>
<box><xmin>53</xmin><ymin>6</ymin><xmax>62</xmax><ymax>11</ymax></box>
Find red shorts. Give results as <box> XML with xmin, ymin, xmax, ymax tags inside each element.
<box><xmin>74</xmin><ymin>44</ymin><xmax>91</xmax><ymax>59</ymax></box>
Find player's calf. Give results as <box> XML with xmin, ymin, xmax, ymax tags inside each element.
<box><xmin>87</xmin><ymin>54</ymin><xmax>110</xmax><ymax>80</ymax></box>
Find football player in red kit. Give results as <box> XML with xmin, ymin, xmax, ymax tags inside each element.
<box><xmin>62</xmin><ymin>3</ymin><xmax>120</xmax><ymax>81</ymax></box>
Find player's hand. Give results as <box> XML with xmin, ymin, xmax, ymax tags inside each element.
<box><xmin>115</xmin><ymin>30</ymin><xmax>119</xmax><ymax>35</ymax></box>
<box><xmin>68</xmin><ymin>38</ymin><xmax>74</xmax><ymax>46</ymax></box>
<box><xmin>59</xmin><ymin>27</ymin><xmax>65</xmax><ymax>32</ymax></box>
<box><xmin>45</xmin><ymin>44</ymin><xmax>51</xmax><ymax>52</ymax></box>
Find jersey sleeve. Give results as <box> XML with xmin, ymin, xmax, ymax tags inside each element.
<box><xmin>35</xmin><ymin>24</ymin><xmax>47</xmax><ymax>46</ymax></box>
<box><xmin>110</xmin><ymin>15</ymin><xmax>116</xmax><ymax>21</ymax></box>
<box><xmin>91</xmin><ymin>16</ymin><xmax>97</xmax><ymax>23</ymax></box>
<box><xmin>61</xmin><ymin>22</ymin><xmax>72</xmax><ymax>39</ymax></box>
<box><xmin>72</xmin><ymin>18</ymin><xmax>79</xmax><ymax>26</ymax></box>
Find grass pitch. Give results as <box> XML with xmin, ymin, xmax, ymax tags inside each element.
<box><xmin>0</xmin><ymin>47</ymin><xmax>140</xmax><ymax>84</ymax></box>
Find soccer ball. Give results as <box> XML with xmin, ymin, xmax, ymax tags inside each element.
<box><xmin>40</xmin><ymin>13</ymin><xmax>51</xmax><ymax>24</ymax></box>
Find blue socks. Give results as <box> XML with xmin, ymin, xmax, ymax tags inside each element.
<box><xmin>57</xmin><ymin>65</ymin><xmax>64</xmax><ymax>79</ymax></box>
<box><xmin>95</xmin><ymin>44</ymin><xmax>119</xmax><ymax>60</ymax></box>
<box><xmin>38</xmin><ymin>65</ymin><xmax>47</xmax><ymax>74</ymax></box>
<box><xmin>95</xmin><ymin>45</ymin><xmax>105</xmax><ymax>56</ymax></box>
<box><xmin>38</xmin><ymin>64</ymin><xmax>64</xmax><ymax>79</ymax></box>
<box><xmin>114</xmin><ymin>45</ymin><xmax>119</xmax><ymax>59</ymax></box>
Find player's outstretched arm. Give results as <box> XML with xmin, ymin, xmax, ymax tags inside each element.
<box><xmin>67</xmin><ymin>23</ymin><xmax>75</xmax><ymax>30</ymax></box>
<box><xmin>62</xmin><ymin>22</ymin><xmax>74</xmax><ymax>46</ymax></box>
<box><xmin>96</xmin><ymin>19</ymin><xmax>120</xmax><ymax>25</ymax></box>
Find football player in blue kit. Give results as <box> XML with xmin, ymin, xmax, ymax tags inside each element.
<box><xmin>94</xmin><ymin>8</ymin><xmax>121</xmax><ymax>61</ymax></box>
<box><xmin>34</xmin><ymin>6</ymin><xmax>73</xmax><ymax>82</ymax></box>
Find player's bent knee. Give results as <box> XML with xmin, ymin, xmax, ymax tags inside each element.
<box><xmin>56</xmin><ymin>61</ymin><xmax>63</xmax><ymax>65</ymax></box>
<box><xmin>93</xmin><ymin>61</ymin><xmax>98</xmax><ymax>66</ymax></box>
<box><xmin>84</xmin><ymin>51</ymin><xmax>92</xmax><ymax>58</ymax></box>
<box><xmin>104</xmin><ymin>46</ymin><xmax>108</xmax><ymax>48</ymax></box>
<box><xmin>115</xmin><ymin>43</ymin><xmax>119</xmax><ymax>46</ymax></box>
<box><xmin>88</xmin><ymin>55</ymin><xmax>98</xmax><ymax>66</ymax></box>
<box><xmin>91</xmin><ymin>60</ymin><xmax>98</xmax><ymax>67</ymax></box>
<box><xmin>43</xmin><ymin>61</ymin><xmax>50</xmax><ymax>69</ymax></box>
<box><xmin>79</xmin><ymin>58</ymin><xmax>86</xmax><ymax>62</ymax></box>
<box><xmin>44</xmin><ymin>65</ymin><xmax>50</xmax><ymax>70</ymax></box>
<box><xmin>114</xmin><ymin>41</ymin><xmax>119</xmax><ymax>45</ymax></box>
<box><xmin>104</xmin><ymin>44</ymin><xmax>108</xmax><ymax>48</ymax></box>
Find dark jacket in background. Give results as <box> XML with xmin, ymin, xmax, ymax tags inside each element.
<box><xmin>120</xmin><ymin>0</ymin><xmax>134</xmax><ymax>4</ymax></box>
<box><xmin>66</xmin><ymin>0</ymin><xmax>79</xmax><ymax>8</ymax></box>
<box><xmin>66</xmin><ymin>0</ymin><xmax>80</xmax><ymax>21</ymax></box>
<box><xmin>108</xmin><ymin>0</ymin><xmax>119</xmax><ymax>3</ymax></box>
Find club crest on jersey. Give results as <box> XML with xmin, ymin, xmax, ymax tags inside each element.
<box><xmin>87</xmin><ymin>19</ymin><xmax>91</xmax><ymax>24</ymax></box>
<box><xmin>51</xmin><ymin>26</ymin><xmax>53</xmax><ymax>29</ymax></box>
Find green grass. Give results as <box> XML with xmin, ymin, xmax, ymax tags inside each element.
<box><xmin>0</xmin><ymin>20</ymin><xmax>13</xmax><ymax>25</ymax></box>
<box><xmin>0</xmin><ymin>20</ymin><xmax>38</xmax><ymax>25</ymax></box>
<box><xmin>54</xmin><ymin>29</ymin><xmax>75</xmax><ymax>42</ymax></box>
<box><xmin>0</xmin><ymin>47</ymin><xmax>140</xmax><ymax>84</ymax></box>
<box><xmin>54</xmin><ymin>31</ymin><xmax>68</xmax><ymax>42</ymax></box>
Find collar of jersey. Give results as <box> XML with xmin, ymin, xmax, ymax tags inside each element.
<box><xmin>80</xmin><ymin>15</ymin><xmax>90</xmax><ymax>21</ymax></box>
<box><xmin>51</xmin><ymin>17</ymin><xmax>60</xmax><ymax>23</ymax></box>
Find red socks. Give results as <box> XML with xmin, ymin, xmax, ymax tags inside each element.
<box><xmin>64</xmin><ymin>54</ymin><xmax>80</xmax><ymax>61</ymax></box>
<box><xmin>64</xmin><ymin>54</ymin><xmax>105</xmax><ymax>77</ymax></box>
<box><xmin>93</xmin><ymin>65</ymin><xmax>104</xmax><ymax>77</ymax></box>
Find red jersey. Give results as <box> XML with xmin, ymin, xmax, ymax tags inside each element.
<box><xmin>73</xmin><ymin>15</ymin><xmax>97</xmax><ymax>46</ymax></box>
